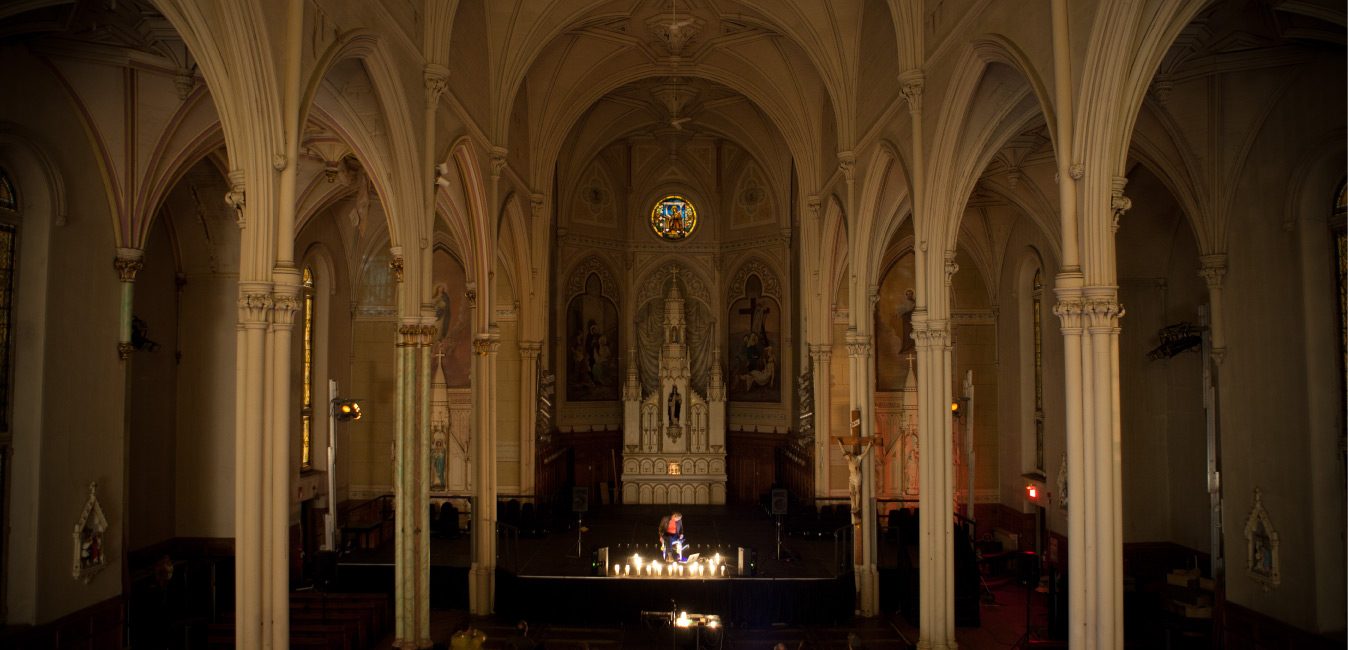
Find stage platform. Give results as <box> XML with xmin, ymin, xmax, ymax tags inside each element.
<box><xmin>334</xmin><ymin>503</ymin><xmax>859</xmax><ymax>625</ymax></box>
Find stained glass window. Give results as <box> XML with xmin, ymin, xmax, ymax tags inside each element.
<box><xmin>0</xmin><ymin>170</ymin><xmax>15</xmax><ymax>212</ymax></box>
<box><xmin>650</xmin><ymin>195</ymin><xmax>697</xmax><ymax>240</ymax></box>
<box><xmin>301</xmin><ymin>266</ymin><xmax>315</xmax><ymax>471</ymax></box>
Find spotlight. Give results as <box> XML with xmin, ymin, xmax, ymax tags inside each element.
<box><xmin>333</xmin><ymin>398</ymin><xmax>363</xmax><ymax>422</ymax></box>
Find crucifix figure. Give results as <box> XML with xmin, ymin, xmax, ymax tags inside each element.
<box><xmin>834</xmin><ymin>408</ymin><xmax>874</xmax><ymax>528</ymax></box>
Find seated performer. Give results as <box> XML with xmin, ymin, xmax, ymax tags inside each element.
<box><xmin>658</xmin><ymin>511</ymin><xmax>685</xmax><ymax>562</ymax></box>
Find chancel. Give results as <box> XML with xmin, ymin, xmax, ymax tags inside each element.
<box><xmin>0</xmin><ymin>0</ymin><xmax>1342</xmax><ymax>649</ymax></box>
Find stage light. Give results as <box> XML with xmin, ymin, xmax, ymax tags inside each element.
<box><xmin>333</xmin><ymin>398</ymin><xmax>363</xmax><ymax>421</ymax></box>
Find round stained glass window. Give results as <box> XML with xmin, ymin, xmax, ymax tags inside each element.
<box><xmin>650</xmin><ymin>195</ymin><xmax>697</xmax><ymax>241</ymax></box>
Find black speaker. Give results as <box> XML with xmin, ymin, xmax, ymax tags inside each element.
<box><xmin>770</xmin><ymin>488</ymin><xmax>789</xmax><ymax>515</ymax></box>
<box><xmin>571</xmin><ymin>486</ymin><xmax>590</xmax><ymax>513</ymax></box>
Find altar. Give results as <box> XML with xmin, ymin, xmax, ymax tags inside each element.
<box><xmin>621</xmin><ymin>271</ymin><xmax>727</xmax><ymax>504</ymax></box>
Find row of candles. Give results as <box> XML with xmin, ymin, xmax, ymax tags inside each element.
<box><xmin>609</xmin><ymin>552</ymin><xmax>729</xmax><ymax>578</ymax></box>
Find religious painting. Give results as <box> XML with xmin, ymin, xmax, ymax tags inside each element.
<box><xmin>728</xmin><ymin>274</ymin><xmax>780</xmax><ymax>402</ymax></box>
<box><xmin>650</xmin><ymin>195</ymin><xmax>698</xmax><ymax>240</ymax></box>
<box><xmin>1244</xmin><ymin>488</ymin><xmax>1281</xmax><ymax>590</ymax></box>
<box><xmin>875</xmin><ymin>252</ymin><xmax>917</xmax><ymax>390</ymax></box>
<box><xmin>72</xmin><ymin>482</ymin><xmax>108</xmax><ymax>583</ymax></box>
<box><xmin>432</xmin><ymin>248</ymin><xmax>472</xmax><ymax>387</ymax></box>
<box><xmin>567</xmin><ymin>273</ymin><xmax>620</xmax><ymax>401</ymax></box>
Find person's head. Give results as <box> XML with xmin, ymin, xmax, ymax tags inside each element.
<box><xmin>671</xmin><ymin>512</ymin><xmax>682</xmax><ymax>521</ymax></box>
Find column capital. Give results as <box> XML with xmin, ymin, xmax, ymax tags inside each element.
<box><xmin>910</xmin><ymin>316</ymin><xmax>950</xmax><ymax>349</ymax></box>
<box><xmin>271</xmin><ymin>288</ymin><xmax>301</xmax><ymax>328</ymax></box>
<box><xmin>423</xmin><ymin>63</ymin><xmax>450</xmax><ymax>109</ymax></box>
<box><xmin>1082</xmin><ymin>288</ymin><xmax>1125</xmax><ymax>332</ymax></box>
<box><xmin>844</xmin><ymin>332</ymin><xmax>872</xmax><ymax>358</ymax></box>
<box><xmin>944</xmin><ymin>252</ymin><xmax>960</xmax><ymax>286</ymax></box>
<box><xmin>490</xmin><ymin>146</ymin><xmax>508</xmax><ymax>180</ymax></box>
<box><xmin>1052</xmin><ymin>295</ymin><xmax>1087</xmax><ymax>333</ymax></box>
<box><xmin>806</xmin><ymin>194</ymin><xmax>822</xmax><ymax>218</ymax></box>
<box><xmin>472</xmin><ymin>332</ymin><xmax>501</xmax><ymax>356</ymax></box>
<box><xmin>114</xmin><ymin>247</ymin><xmax>144</xmax><ymax>282</ymax></box>
<box><xmin>898</xmin><ymin>69</ymin><xmax>924</xmax><ymax>114</ymax></box>
<box><xmin>389</xmin><ymin>246</ymin><xmax>405</xmax><ymax>283</ymax></box>
<box><xmin>837</xmin><ymin>151</ymin><xmax>856</xmax><ymax>183</ymax></box>
<box><xmin>238</xmin><ymin>284</ymin><xmax>273</xmax><ymax>327</ymax></box>
<box><xmin>1110</xmin><ymin>176</ymin><xmax>1132</xmax><ymax>233</ymax></box>
<box><xmin>397</xmin><ymin>323</ymin><xmax>436</xmax><ymax>347</ymax></box>
<box><xmin>808</xmin><ymin>342</ymin><xmax>832</xmax><ymax>360</ymax></box>
<box><xmin>529</xmin><ymin>193</ymin><xmax>546</xmax><ymax>219</ymax></box>
<box><xmin>518</xmin><ymin>340</ymin><xmax>543</xmax><ymax>360</ymax></box>
<box><xmin>225</xmin><ymin>170</ymin><xmax>246</xmax><ymax>228</ymax></box>
<box><xmin>1199</xmin><ymin>254</ymin><xmax>1227</xmax><ymax>288</ymax></box>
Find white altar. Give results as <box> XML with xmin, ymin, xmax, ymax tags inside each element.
<box><xmin>621</xmin><ymin>272</ymin><xmax>727</xmax><ymax>504</ymax></box>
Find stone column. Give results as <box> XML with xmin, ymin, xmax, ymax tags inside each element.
<box><xmin>1198</xmin><ymin>255</ymin><xmax>1227</xmax><ymax>364</ymax></box>
<box><xmin>913</xmin><ymin>315</ymin><xmax>955</xmax><ymax>650</ymax></box>
<box><xmin>266</xmin><ymin>270</ymin><xmax>300</xmax><ymax>650</ymax></box>
<box><xmin>845</xmin><ymin>332</ymin><xmax>879</xmax><ymax>615</ymax></box>
<box><xmin>1086</xmin><ymin>288</ymin><xmax>1124</xmax><ymax>649</ymax></box>
<box><xmin>1052</xmin><ymin>284</ymin><xmax>1087</xmax><ymax>648</ymax></box>
<box><xmin>394</xmin><ymin>321</ymin><xmax>435</xmax><ymax>648</ymax></box>
<box><xmin>518</xmin><ymin>340</ymin><xmax>543</xmax><ymax>495</ymax></box>
<box><xmin>114</xmin><ymin>248</ymin><xmax>144</xmax><ymax>360</ymax></box>
<box><xmin>469</xmin><ymin>330</ymin><xmax>500</xmax><ymax>615</ymax></box>
<box><xmin>809</xmin><ymin>343</ymin><xmax>832</xmax><ymax>497</ymax></box>
<box><xmin>235</xmin><ymin>283</ymin><xmax>272</xmax><ymax>650</ymax></box>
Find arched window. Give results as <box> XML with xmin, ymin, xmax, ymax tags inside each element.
<box><xmin>1018</xmin><ymin>254</ymin><xmax>1046</xmax><ymax>477</ymax></box>
<box><xmin>301</xmin><ymin>266</ymin><xmax>315</xmax><ymax>471</ymax></box>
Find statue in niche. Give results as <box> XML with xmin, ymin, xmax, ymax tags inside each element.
<box><xmin>431</xmin><ymin>430</ymin><xmax>447</xmax><ymax>490</ymax></box>
<box><xmin>72</xmin><ymin>482</ymin><xmax>109</xmax><ymax>583</ymax></box>
<box><xmin>667</xmin><ymin>385</ymin><xmax>682</xmax><ymax>426</ymax></box>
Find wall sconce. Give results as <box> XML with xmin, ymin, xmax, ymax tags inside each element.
<box><xmin>333</xmin><ymin>398</ymin><xmax>363</xmax><ymax>422</ymax></box>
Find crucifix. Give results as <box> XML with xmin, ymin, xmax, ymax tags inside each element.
<box><xmin>834</xmin><ymin>408</ymin><xmax>874</xmax><ymax>528</ymax></box>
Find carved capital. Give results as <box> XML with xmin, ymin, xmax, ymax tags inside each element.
<box><xmin>910</xmin><ymin>318</ymin><xmax>950</xmax><ymax>349</ymax></box>
<box><xmin>1068</xmin><ymin>164</ymin><xmax>1085</xmax><ymax>180</ymax></box>
<box><xmin>397</xmin><ymin>323</ymin><xmax>436</xmax><ymax>347</ymax></box>
<box><xmin>388</xmin><ymin>246</ymin><xmax>405</xmax><ymax>283</ymax></box>
<box><xmin>808</xmin><ymin>343</ymin><xmax>832</xmax><ymax>364</ymax></box>
<box><xmin>225</xmin><ymin>170</ymin><xmax>247</xmax><ymax>229</ymax></box>
<box><xmin>117</xmin><ymin>341</ymin><xmax>135</xmax><ymax>360</ymax></box>
<box><xmin>844</xmin><ymin>332</ymin><xmax>872</xmax><ymax>358</ymax></box>
<box><xmin>944</xmin><ymin>254</ymin><xmax>960</xmax><ymax>286</ymax></box>
<box><xmin>1199</xmin><ymin>254</ymin><xmax>1228</xmax><ymax>289</ymax></box>
<box><xmin>1083</xmin><ymin>294</ymin><xmax>1125</xmax><ymax>331</ymax></box>
<box><xmin>423</xmin><ymin>64</ymin><xmax>450</xmax><ymax>109</ymax></box>
<box><xmin>529</xmin><ymin>193</ymin><xmax>546</xmax><ymax>219</ymax></box>
<box><xmin>237</xmin><ymin>290</ymin><xmax>273</xmax><ymax>326</ymax></box>
<box><xmin>490</xmin><ymin>146</ymin><xmax>508</xmax><ymax>180</ymax></box>
<box><xmin>1151</xmin><ymin>77</ymin><xmax>1174</xmax><ymax>105</ymax></box>
<box><xmin>114</xmin><ymin>248</ymin><xmax>144</xmax><ymax>282</ymax></box>
<box><xmin>806</xmin><ymin>194</ymin><xmax>822</xmax><ymax>219</ymax></box>
<box><xmin>837</xmin><ymin>151</ymin><xmax>856</xmax><ymax>183</ymax></box>
<box><xmin>1052</xmin><ymin>296</ymin><xmax>1087</xmax><ymax>333</ymax></box>
<box><xmin>472</xmin><ymin>333</ymin><xmax>500</xmax><ymax>356</ymax></box>
<box><xmin>519</xmin><ymin>340</ymin><xmax>543</xmax><ymax>360</ymax></box>
<box><xmin>271</xmin><ymin>291</ymin><xmax>300</xmax><ymax>327</ymax></box>
<box><xmin>1110</xmin><ymin>176</ymin><xmax>1132</xmax><ymax>233</ymax></box>
<box><xmin>465</xmin><ymin>284</ymin><xmax>477</xmax><ymax>309</ymax></box>
<box><xmin>898</xmin><ymin>69</ymin><xmax>925</xmax><ymax>114</ymax></box>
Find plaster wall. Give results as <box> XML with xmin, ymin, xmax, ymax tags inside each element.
<box><xmin>0</xmin><ymin>46</ymin><xmax>126</xmax><ymax>624</ymax></box>
<box><xmin>128</xmin><ymin>217</ymin><xmax>179</xmax><ymax>551</ymax></box>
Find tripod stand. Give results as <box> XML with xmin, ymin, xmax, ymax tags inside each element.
<box><xmin>567</xmin><ymin>513</ymin><xmax>585</xmax><ymax>558</ymax></box>
<box><xmin>1011</xmin><ymin>551</ymin><xmax>1041</xmax><ymax>650</ymax></box>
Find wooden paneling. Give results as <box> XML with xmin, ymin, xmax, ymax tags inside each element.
<box><xmin>726</xmin><ymin>430</ymin><xmax>778</xmax><ymax>505</ymax></box>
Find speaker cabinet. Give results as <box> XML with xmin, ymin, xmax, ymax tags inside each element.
<box><xmin>571</xmin><ymin>486</ymin><xmax>590</xmax><ymax>513</ymax></box>
<box><xmin>770</xmin><ymin>488</ymin><xmax>789</xmax><ymax>515</ymax></box>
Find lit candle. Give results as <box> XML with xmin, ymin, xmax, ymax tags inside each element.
<box><xmin>625</xmin><ymin>564</ymin><xmax>631</xmax><ymax>576</ymax></box>
<box><xmin>614</xmin><ymin>564</ymin><xmax>620</xmax><ymax>576</ymax></box>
